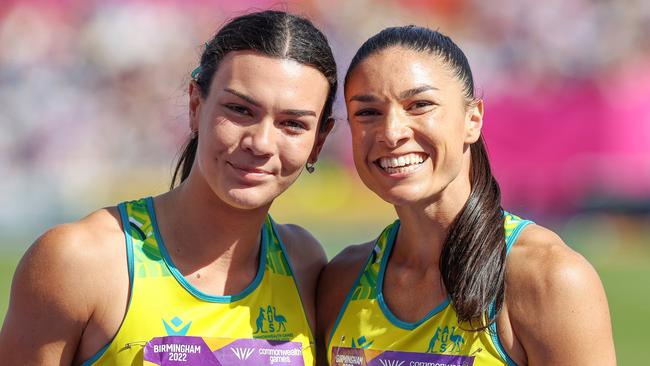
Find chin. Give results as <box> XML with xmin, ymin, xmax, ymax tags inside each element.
<box><xmin>379</xmin><ymin>192</ymin><xmax>424</xmax><ymax>207</ymax></box>
<box><xmin>373</xmin><ymin>184</ymin><xmax>436</xmax><ymax>207</ymax></box>
<box><xmin>221</xmin><ymin>188</ymin><xmax>278</xmax><ymax>210</ymax></box>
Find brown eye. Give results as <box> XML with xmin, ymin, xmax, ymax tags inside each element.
<box><xmin>225</xmin><ymin>104</ymin><xmax>252</xmax><ymax>116</ymax></box>
<box><xmin>408</xmin><ymin>101</ymin><xmax>433</xmax><ymax>110</ymax></box>
<box><xmin>281</xmin><ymin>120</ymin><xmax>308</xmax><ymax>134</ymax></box>
<box><xmin>354</xmin><ymin>108</ymin><xmax>381</xmax><ymax>117</ymax></box>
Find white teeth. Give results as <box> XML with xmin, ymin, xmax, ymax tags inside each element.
<box><xmin>383</xmin><ymin>164</ymin><xmax>420</xmax><ymax>174</ymax></box>
<box><xmin>378</xmin><ymin>153</ymin><xmax>426</xmax><ymax>169</ymax></box>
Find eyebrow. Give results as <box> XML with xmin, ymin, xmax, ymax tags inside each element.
<box><xmin>399</xmin><ymin>85</ymin><xmax>438</xmax><ymax>99</ymax></box>
<box><xmin>348</xmin><ymin>84</ymin><xmax>438</xmax><ymax>103</ymax></box>
<box><xmin>281</xmin><ymin>109</ymin><xmax>317</xmax><ymax>117</ymax></box>
<box><xmin>224</xmin><ymin>88</ymin><xmax>261</xmax><ymax>107</ymax></box>
<box><xmin>224</xmin><ymin>88</ymin><xmax>316</xmax><ymax>117</ymax></box>
<box><xmin>348</xmin><ymin>94</ymin><xmax>378</xmax><ymax>103</ymax></box>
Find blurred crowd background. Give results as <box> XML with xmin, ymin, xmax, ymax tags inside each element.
<box><xmin>1</xmin><ymin>0</ymin><xmax>648</xmax><ymax>363</ymax></box>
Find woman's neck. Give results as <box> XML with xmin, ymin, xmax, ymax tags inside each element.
<box><xmin>391</xmin><ymin>171</ymin><xmax>472</xmax><ymax>270</ymax></box>
<box><xmin>153</xmin><ymin>174</ymin><xmax>271</xmax><ymax>271</ymax></box>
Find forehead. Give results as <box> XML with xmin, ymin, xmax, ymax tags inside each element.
<box><xmin>210</xmin><ymin>51</ymin><xmax>329</xmax><ymax>105</ymax></box>
<box><xmin>345</xmin><ymin>47</ymin><xmax>460</xmax><ymax>98</ymax></box>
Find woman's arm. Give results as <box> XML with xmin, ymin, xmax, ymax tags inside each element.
<box><xmin>0</xmin><ymin>208</ymin><xmax>126</xmax><ymax>366</ymax></box>
<box><xmin>505</xmin><ymin>225</ymin><xmax>616</xmax><ymax>365</ymax></box>
<box><xmin>0</xmin><ymin>224</ymin><xmax>96</xmax><ymax>365</ymax></box>
<box><xmin>316</xmin><ymin>243</ymin><xmax>373</xmax><ymax>366</ymax></box>
<box><xmin>276</xmin><ymin>223</ymin><xmax>328</xmax><ymax>334</ymax></box>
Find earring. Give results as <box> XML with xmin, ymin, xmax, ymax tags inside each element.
<box><xmin>306</xmin><ymin>162</ymin><xmax>315</xmax><ymax>173</ymax></box>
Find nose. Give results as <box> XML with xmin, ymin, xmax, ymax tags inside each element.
<box><xmin>378</xmin><ymin>109</ymin><xmax>410</xmax><ymax>148</ymax></box>
<box><xmin>241</xmin><ymin>117</ymin><xmax>275</xmax><ymax>157</ymax></box>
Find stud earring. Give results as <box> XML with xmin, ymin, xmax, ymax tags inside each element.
<box><xmin>306</xmin><ymin>162</ymin><xmax>315</xmax><ymax>173</ymax></box>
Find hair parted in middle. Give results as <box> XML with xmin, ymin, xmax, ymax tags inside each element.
<box><xmin>171</xmin><ymin>10</ymin><xmax>338</xmax><ymax>189</ymax></box>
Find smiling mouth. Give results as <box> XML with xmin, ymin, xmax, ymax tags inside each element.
<box><xmin>375</xmin><ymin>152</ymin><xmax>428</xmax><ymax>174</ymax></box>
<box><xmin>228</xmin><ymin>162</ymin><xmax>274</xmax><ymax>176</ymax></box>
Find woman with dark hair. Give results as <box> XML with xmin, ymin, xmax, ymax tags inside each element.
<box><xmin>318</xmin><ymin>26</ymin><xmax>615</xmax><ymax>365</ymax></box>
<box><xmin>0</xmin><ymin>10</ymin><xmax>337</xmax><ymax>365</ymax></box>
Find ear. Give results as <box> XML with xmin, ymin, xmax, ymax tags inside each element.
<box><xmin>464</xmin><ymin>99</ymin><xmax>483</xmax><ymax>144</ymax></box>
<box><xmin>308</xmin><ymin>117</ymin><xmax>335</xmax><ymax>164</ymax></box>
<box><xmin>188</xmin><ymin>81</ymin><xmax>202</xmax><ymax>132</ymax></box>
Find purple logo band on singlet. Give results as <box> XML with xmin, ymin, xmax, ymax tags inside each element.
<box><xmin>144</xmin><ymin>336</ymin><xmax>305</xmax><ymax>366</ymax></box>
<box><xmin>331</xmin><ymin>347</ymin><xmax>474</xmax><ymax>366</ymax></box>
<box><xmin>213</xmin><ymin>338</ymin><xmax>304</xmax><ymax>365</ymax></box>
<box><xmin>144</xmin><ymin>336</ymin><xmax>220</xmax><ymax>365</ymax></box>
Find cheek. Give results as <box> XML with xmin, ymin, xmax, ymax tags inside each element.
<box><xmin>350</xmin><ymin>125</ymin><xmax>369</xmax><ymax>153</ymax></box>
<box><xmin>418</xmin><ymin>111</ymin><xmax>465</xmax><ymax>149</ymax></box>
<box><xmin>211</xmin><ymin>119</ymin><xmax>240</xmax><ymax>146</ymax></box>
<box><xmin>198</xmin><ymin>120</ymin><xmax>239</xmax><ymax>158</ymax></box>
<box><xmin>279</xmin><ymin>135</ymin><xmax>315</xmax><ymax>174</ymax></box>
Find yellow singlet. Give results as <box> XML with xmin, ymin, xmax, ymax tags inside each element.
<box><xmin>83</xmin><ymin>197</ymin><xmax>315</xmax><ymax>365</ymax></box>
<box><xmin>327</xmin><ymin>213</ymin><xmax>533</xmax><ymax>366</ymax></box>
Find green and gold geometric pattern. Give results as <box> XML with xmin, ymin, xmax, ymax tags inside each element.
<box><xmin>264</xmin><ymin>217</ymin><xmax>292</xmax><ymax>276</ymax></box>
<box><xmin>125</xmin><ymin>198</ymin><xmax>171</xmax><ymax>278</ymax></box>
<box><xmin>123</xmin><ymin>199</ymin><xmax>294</xmax><ymax>279</ymax></box>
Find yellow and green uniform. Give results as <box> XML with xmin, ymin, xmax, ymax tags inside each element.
<box><xmin>83</xmin><ymin>197</ymin><xmax>315</xmax><ymax>365</ymax></box>
<box><xmin>327</xmin><ymin>213</ymin><xmax>533</xmax><ymax>366</ymax></box>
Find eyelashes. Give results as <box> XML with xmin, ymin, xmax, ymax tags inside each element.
<box><xmin>354</xmin><ymin>108</ymin><xmax>381</xmax><ymax>117</ymax></box>
<box><xmin>281</xmin><ymin>120</ymin><xmax>308</xmax><ymax>133</ymax></box>
<box><xmin>408</xmin><ymin>100</ymin><xmax>434</xmax><ymax>110</ymax></box>
<box><xmin>225</xmin><ymin>103</ymin><xmax>252</xmax><ymax>116</ymax></box>
<box><xmin>223</xmin><ymin>103</ymin><xmax>309</xmax><ymax>134</ymax></box>
<box><xmin>352</xmin><ymin>100</ymin><xmax>437</xmax><ymax>119</ymax></box>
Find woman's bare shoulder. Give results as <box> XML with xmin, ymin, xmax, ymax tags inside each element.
<box><xmin>0</xmin><ymin>206</ymin><xmax>129</xmax><ymax>364</ymax></box>
<box><xmin>317</xmin><ymin>242</ymin><xmax>374</xmax><ymax>330</ymax></box>
<box><xmin>504</xmin><ymin>223</ymin><xmax>616</xmax><ymax>364</ymax></box>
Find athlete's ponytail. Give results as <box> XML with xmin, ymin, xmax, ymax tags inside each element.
<box><xmin>345</xmin><ymin>26</ymin><xmax>505</xmax><ymax>330</ymax></box>
<box><xmin>171</xmin><ymin>10</ymin><xmax>338</xmax><ymax>189</ymax></box>
<box><xmin>442</xmin><ymin>136</ymin><xmax>505</xmax><ymax>330</ymax></box>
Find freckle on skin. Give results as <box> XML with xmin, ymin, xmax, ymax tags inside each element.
<box><xmin>196</xmin><ymin>273</ymin><xmax>201</xmax><ymax>279</ymax></box>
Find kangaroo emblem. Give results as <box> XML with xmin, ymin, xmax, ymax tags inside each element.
<box><xmin>254</xmin><ymin>307</ymin><xmax>265</xmax><ymax>333</ymax></box>
<box><xmin>426</xmin><ymin>327</ymin><xmax>440</xmax><ymax>353</ymax></box>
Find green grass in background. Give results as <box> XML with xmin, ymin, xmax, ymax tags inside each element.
<box><xmin>562</xmin><ymin>214</ymin><xmax>650</xmax><ymax>364</ymax></box>
<box><xmin>0</xmin><ymin>256</ymin><xmax>17</xmax><ymax>320</ymax></box>
<box><xmin>597</xmin><ymin>260</ymin><xmax>650</xmax><ymax>364</ymax></box>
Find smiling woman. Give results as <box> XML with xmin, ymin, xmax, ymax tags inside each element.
<box><xmin>0</xmin><ymin>10</ymin><xmax>337</xmax><ymax>366</ymax></box>
<box><xmin>318</xmin><ymin>26</ymin><xmax>616</xmax><ymax>366</ymax></box>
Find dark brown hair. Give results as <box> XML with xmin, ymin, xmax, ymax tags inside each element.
<box><xmin>171</xmin><ymin>10</ymin><xmax>338</xmax><ymax>188</ymax></box>
<box><xmin>346</xmin><ymin>26</ymin><xmax>505</xmax><ymax>330</ymax></box>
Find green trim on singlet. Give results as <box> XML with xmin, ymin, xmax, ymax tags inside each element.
<box><xmin>268</xmin><ymin>216</ymin><xmax>316</xmax><ymax>343</ymax></box>
<box><xmin>325</xmin><ymin>225</ymin><xmax>391</xmax><ymax>351</ymax></box>
<box><xmin>489</xmin><ymin>216</ymin><xmax>533</xmax><ymax>366</ymax></box>
<box><xmin>376</xmin><ymin>220</ymin><xmax>451</xmax><ymax>330</ymax></box>
<box><xmin>119</xmin><ymin>202</ymin><xmax>136</xmax><ymax>294</ymax></box>
<box><xmin>264</xmin><ymin>217</ymin><xmax>292</xmax><ymax>277</ymax></box>
<box><xmin>505</xmin><ymin>218</ymin><xmax>533</xmax><ymax>254</ymax></box>
<box><xmin>146</xmin><ymin>197</ymin><xmax>268</xmax><ymax>303</ymax></box>
<box><xmin>80</xmin><ymin>203</ymin><xmax>137</xmax><ymax>366</ymax></box>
